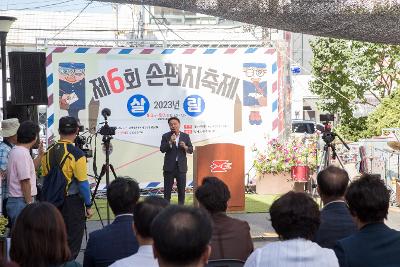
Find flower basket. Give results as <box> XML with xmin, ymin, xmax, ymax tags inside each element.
<box><xmin>256</xmin><ymin>172</ymin><xmax>293</xmax><ymax>195</ymax></box>
<box><xmin>252</xmin><ymin>136</ymin><xmax>319</xmax><ymax>194</ymax></box>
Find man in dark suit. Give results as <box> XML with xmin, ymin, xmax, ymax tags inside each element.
<box><xmin>160</xmin><ymin>117</ymin><xmax>193</xmax><ymax>205</ymax></box>
<box><xmin>314</xmin><ymin>166</ymin><xmax>357</xmax><ymax>249</ymax></box>
<box><xmin>195</xmin><ymin>177</ymin><xmax>253</xmax><ymax>261</ymax></box>
<box><xmin>334</xmin><ymin>174</ymin><xmax>400</xmax><ymax>267</ymax></box>
<box><xmin>83</xmin><ymin>177</ymin><xmax>140</xmax><ymax>267</ymax></box>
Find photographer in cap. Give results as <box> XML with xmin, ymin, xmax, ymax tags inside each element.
<box><xmin>0</xmin><ymin>118</ymin><xmax>20</xmax><ymax>216</ymax></box>
<box><xmin>41</xmin><ymin>116</ymin><xmax>93</xmax><ymax>259</ymax></box>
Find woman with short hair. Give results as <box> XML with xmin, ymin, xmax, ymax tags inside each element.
<box><xmin>244</xmin><ymin>191</ymin><xmax>339</xmax><ymax>267</ymax></box>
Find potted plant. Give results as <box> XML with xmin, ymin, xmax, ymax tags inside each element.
<box><xmin>252</xmin><ymin>136</ymin><xmax>319</xmax><ymax>194</ymax></box>
<box><xmin>0</xmin><ymin>215</ymin><xmax>8</xmax><ymax>259</ymax></box>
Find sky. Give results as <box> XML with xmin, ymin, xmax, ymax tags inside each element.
<box><xmin>0</xmin><ymin>0</ymin><xmax>114</xmax><ymax>13</ymax></box>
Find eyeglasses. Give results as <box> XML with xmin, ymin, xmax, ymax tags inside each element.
<box><xmin>243</xmin><ymin>67</ymin><xmax>267</xmax><ymax>77</ymax></box>
<box><xmin>59</xmin><ymin>67</ymin><xmax>85</xmax><ymax>76</ymax></box>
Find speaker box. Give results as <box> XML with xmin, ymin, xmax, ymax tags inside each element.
<box><xmin>9</xmin><ymin>51</ymin><xmax>48</xmax><ymax>105</ymax></box>
<box><xmin>5</xmin><ymin>101</ymin><xmax>38</xmax><ymax>125</ymax></box>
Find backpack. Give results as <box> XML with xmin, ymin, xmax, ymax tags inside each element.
<box><xmin>41</xmin><ymin>150</ymin><xmax>70</xmax><ymax>208</ymax></box>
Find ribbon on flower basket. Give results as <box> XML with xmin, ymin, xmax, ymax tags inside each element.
<box><xmin>291</xmin><ymin>166</ymin><xmax>310</xmax><ymax>182</ymax></box>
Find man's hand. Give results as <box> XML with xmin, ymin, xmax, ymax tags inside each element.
<box><xmin>59</xmin><ymin>97</ymin><xmax>69</xmax><ymax>110</ymax></box>
<box><xmin>86</xmin><ymin>207</ymin><xmax>94</xmax><ymax>218</ymax></box>
<box><xmin>38</xmin><ymin>141</ymin><xmax>45</xmax><ymax>157</ymax></box>
<box><xmin>170</xmin><ymin>133</ymin><xmax>177</xmax><ymax>143</ymax></box>
<box><xmin>179</xmin><ymin>141</ymin><xmax>187</xmax><ymax>151</ymax></box>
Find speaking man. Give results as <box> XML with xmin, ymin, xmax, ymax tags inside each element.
<box><xmin>160</xmin><ymin>117</ymin><xmax>193</xmax><ymax>205</ymax></box>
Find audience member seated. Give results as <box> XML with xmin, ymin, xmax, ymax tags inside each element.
<box><xmin>151</xmin><ymin>205</ymin><xmax>212</xmax><ymax>267</ymax></box>
<box><xmin>83</xmin><ymin>177</ymin><xmax>140</xmax><ymax>267</ymax></box>
<box><xmin>314</xmin><ymin>166</ymin><xmax>357</xmax><ymax>248</ymax></box>
<box><xmin>10</xmin><ymin>202</ymin><xmax>81</xmax><ymax>267</ymax></box>
<box><xmin>110</xmin><ymin>196</ymin><xmax>169</xmax><ymax>267</ymax></box>
<box><xmin>334</xmin><ymin>174</ymin><xmax>400</xmax><ymax>267</ymax></box>
<box><xmin>195</xmin><ymin>176</ymin><xmax>253</xmax><ymax>261</ymax></box>
<box><xmin>244</xmin><ymin>191</ymin><xmax>339</xmax><ymax>267</ymax></box>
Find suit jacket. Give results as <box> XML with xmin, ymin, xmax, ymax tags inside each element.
<box><xmin>334</xmin><ymin>223</ymin><xmax>400</xmax><ymax>267</ymax></box>
<box><xmin>314</xmin><ymin>201</ymin><xmax>357</xmax><ymax>249</ymax></box>
<box><xmin>244</xmin><ymin>238</ymin><xmax>339</xmax><ymax>267</ymax></box>
<box><xmin>83</xmin><ymin>215</ymin><xmax>139</xmax><ymax>267</ymax></box>
<box><xmin>160</xmin><ymin>131</ymin><xmax>193</xmax><ymax>173</ymax></box>
<box><xmin>210</xmin><ymin>212</ymin><xmax>253</xmax><ymax>262</ymax></box>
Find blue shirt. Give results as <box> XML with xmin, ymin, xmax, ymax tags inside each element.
<box><xmin>0</xmin><ymin>141</ymin><xmax>14</xmax><ymax>199</ymax></box>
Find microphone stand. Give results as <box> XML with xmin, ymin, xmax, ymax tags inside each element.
<box><xmin>246</xmin><ymin>162</ymin><xmax>256</xmax><ymax>193</ymax></box>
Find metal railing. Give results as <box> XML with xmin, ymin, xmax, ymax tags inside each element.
<box><xmin>36</xmin><ymin>37</ymin><xmax>276</xmax><ymax>49</ymax></box>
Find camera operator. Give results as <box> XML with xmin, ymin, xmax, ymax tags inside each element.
<box><xmin>41</xmin><ymin>116</ymin><xmax>93</xmax><ymax>259</ymax></box>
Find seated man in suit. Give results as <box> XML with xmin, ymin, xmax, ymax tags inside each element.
<box><xmin>314</xmin><ymin>166</ymin><xmax>357</xmax><ymax>248</ymax></box>
<box><xmin>151</xmin><ymin>205</ymin><xmax>212</xmax><ymax>267</ymax></box>
<box><xmin>110</xmin><ymin>196</ymin><xmax>169</xmax><ymax>267</ymax></box>
<box><xmin>83</xmin><ymin>177</ymin><xmax>140</xmax><ymax>267</ymax></box>
<box><xmin>195</xmin><ymin>176</ymin><xmax>253</xmax><ymax>261</ymax></box>
<box><xmin>334</xmin><ymin>174</ymin><xmax>400</xmax><ymax>267</ymax></box>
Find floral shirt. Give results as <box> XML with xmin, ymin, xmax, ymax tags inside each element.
<box><xmin>0</xmin><ymin>141</ymin><xmax>14</xmax><ymax>199</ymax></box>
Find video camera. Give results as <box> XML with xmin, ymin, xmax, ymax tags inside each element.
<box><xmin>75</xmin><ymin>126</ymin><xmax>93</xmax><ymax>158</ymax></box>
<box><xmin>319</xmin><ymin>114</ymin><xmax>335</xmax><ymax>144</ymax></box>
<box><xmin>319</xmin><ymin>113</ymin><xmax>349</xmax><ymax>150</ymax></box>
<box><xmin>99</xmin><ymin>108</ymin><xmax>116</xmax><ymax>136</ymax></box>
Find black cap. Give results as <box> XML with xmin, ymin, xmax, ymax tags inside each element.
<box><xmin>59</xmin><ymin>116</ymin><xmax>78</xmax><ymax>131</ymax></box>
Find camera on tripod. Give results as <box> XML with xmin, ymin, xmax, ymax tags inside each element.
<box><xmin>99</xmin><ymin>108</ymin><xmax>117</xmax><ymax>136</ymax></box>
<box><xmin>317</xmin><ymin>113</ymin><xmax>350</xmax><ymax>171</ymax></box>
<box><xmin>74</xmin><ymin>126</ymin><xmax>93</xmax><ymax>158</ymax></box>
<box><xmin>320</xmin><ymin>114</ymin><xmax>336</xmax><ymax>145</ymax></box>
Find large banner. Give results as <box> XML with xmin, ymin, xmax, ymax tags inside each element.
<box><xmin>46</xmin><ymin>46</ymin><xmax>289</xmax><ymax>182</ymax></box>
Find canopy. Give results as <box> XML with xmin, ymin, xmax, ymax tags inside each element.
<box><xmin>96</xmin><ymin>0</ymin><xmax>400</xmax><ymax>44</ymax></box>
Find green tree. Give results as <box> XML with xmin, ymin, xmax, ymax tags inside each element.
<box><xmin>366</xmin><ymin>90</ymin><xmax>400</xmax><ymax>137</ymax></box>
<box><xmin>309</xmin><ymin>38</ymin><xmax>400</xmax><ymax>140</ymax></box>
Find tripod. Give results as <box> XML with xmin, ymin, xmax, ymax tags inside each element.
<box><xmin>245</xmin><ymin>162</ymin><xmax>256</xmax><ymax>194</ymax></box>
<box><xmin>90</xmin><ymin>158</ymin><xmax>117</xmax><ymax>225</ymax></box>
<box><xmin>101</xmin><ymin>134</ymin><xmax>117</xmax><ymax>225</ymax></box>
<box><xmin>83</xmin><ymin>135</ymin><xmax>117</xmax><ymax>245</ymax></box>
<box><xmin>318</xmin><ymin>141</ymin><xmax>345</xmax><ymax>172</ymax></box>
<box><xmin>312</xmin><ymin>131</ymin><xmax>349</xmax><ymax>197</ymax></box>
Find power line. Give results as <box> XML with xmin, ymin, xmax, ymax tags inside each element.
<box><xmin>9</xmin><ymin>2</ymin><xmax>110</xmax><ymax>14</ymax></box>
<box><xmin>13</xmin><ymin>27</ymin><xmax>134</xmax><ymax>32</ymax></box>
<box><xmin>2</xmin><ymin>0</ymin><xmax>71</xmax><ymax>7</ymax></box>
<box><xmin>0</xmin><ymin>0</ymin><xmax>76</xmax><ymax>11</ymax></box>
<box><xmin>52</xmin><ymin>0</ymin><xmax>93</xmax><ymax>39</ymax></box>
<box><xmin>142</xmin><ymin>5</ymin><xmax>192</xmax><ymax>44</ymax></box>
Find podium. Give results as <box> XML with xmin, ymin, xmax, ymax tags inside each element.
<box><xmin>194</xmin><ymin>143</ymin><xmax>245</xmax><ymax>211</ymax></box>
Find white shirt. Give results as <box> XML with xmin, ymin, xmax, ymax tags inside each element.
<box><xmin>175</xmin><ymin>132</ymin><xmax>180</xmax><ymax>161</ymax></box>
<box><xmin>244</xmin><ymin>238</ymin><xmax>339</xmax><ymax>267</ymax></box>
<box><xmin>115</xmin><ymin>213</ymin><xmax>133</xmax><ymax>219</ymax></box>
<box><xmin>175</xmin><ymin>132</ymin><xmax>180</xmax><ymax>147</ymax></box>
<box><xmin>323</xmin><ymin>200</ymin><xmax>346</xmax><ymax>210</ymax></box>
<box><xmin>110</xmin><ymin>245</ymin><xmax>158</xmax><ymax>267</ymax></box>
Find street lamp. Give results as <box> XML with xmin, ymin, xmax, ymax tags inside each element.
<box><xmin>0</xmin><ymin>16</ymin><xmax>17</xmax><ymax>119</ymax></box>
